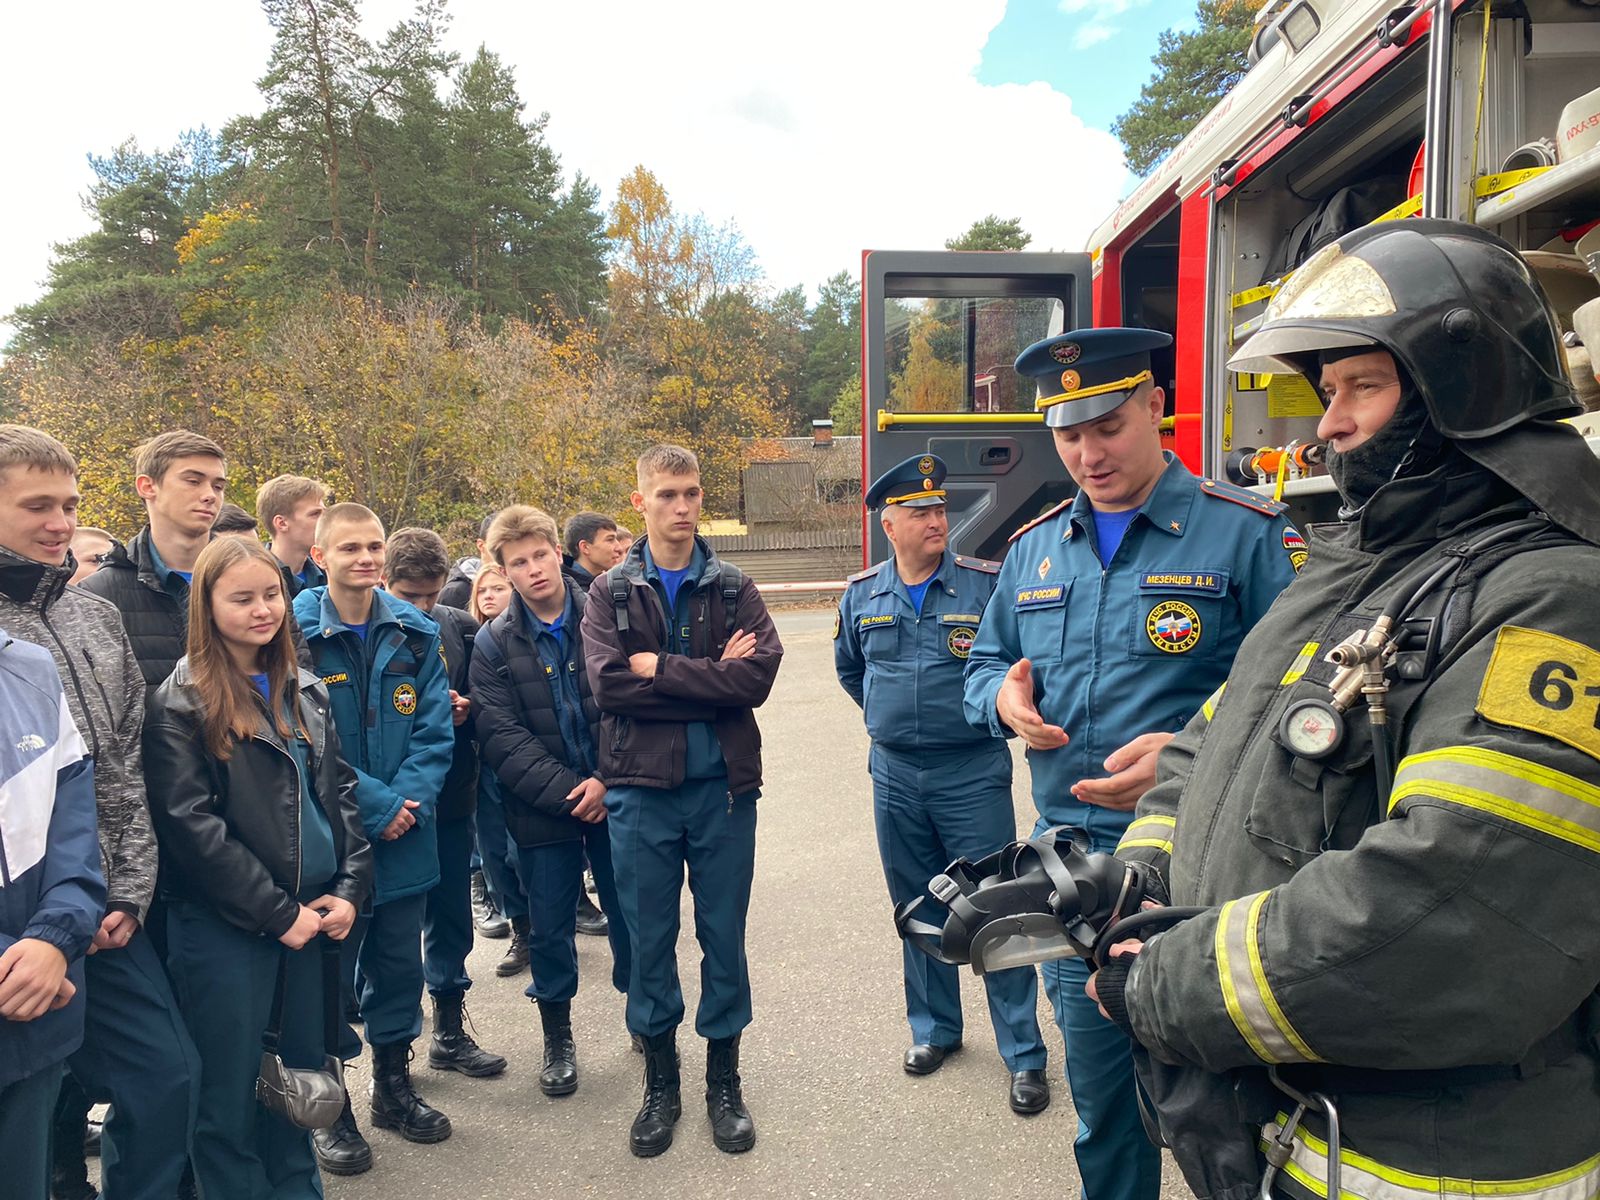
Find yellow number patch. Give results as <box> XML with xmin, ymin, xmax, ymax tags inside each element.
<box><xmin>1476</xmin><ymin>626</ymin><xmax>1600</xmax><ymax>761</ymax></box>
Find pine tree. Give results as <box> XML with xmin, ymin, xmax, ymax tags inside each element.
<box><xmin>1112</xmin><ymin>0</ymin><xmax>1254</xmax><ymax>177</ymax></box>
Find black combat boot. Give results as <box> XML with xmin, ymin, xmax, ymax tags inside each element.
<box><xmin>705</xmin><ymin>1034</ymin><xmax>756</xmax><ymax>1153</ymax></box>
<box><xmin>50</xmin><ymin>1079</ymin><xmax>95</xmax><ymax>1200</ymax></box>
<box><xmin>312</xmin><ymin>1089</ymin><xmax>373</xmax><ymax>1176</ymax></box>
<box><xmin>472</xmin><ymin>871</ymin><xmax>510</xmax><ymax>938</ymax></box>
<box><xmin>495</xmin><ymin>916</ymin><xmax>530</xmax><ymax>977</ymax></box>
<box><xmin>369</xmin><ymin>1042</ymin><xmax>453</xmax><ymax>1144</ymax></box>
<box><xmin>574</xmin><ymin>890</ymin><xmax>609</xmax><ymax>936</ymax></box>
<box><xmin>629</xmin><ymin>1030</ymin><xmax>681</xmax><ymax>1158</ymax></box>
<box><xmin>537</xmin><ymin>998</ymin><xmax>579</xmax><ymax>1096</ymax></box>
<box><xmin>428</xmin><ymin>991</ymin><xmax>508</xmax><ymax>1078</ymax></box>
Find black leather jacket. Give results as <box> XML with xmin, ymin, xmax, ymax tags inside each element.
<box><xmin>143</xmin><ymin>659</ymin><xmax>372</xmax><ymax>938</ymax></box>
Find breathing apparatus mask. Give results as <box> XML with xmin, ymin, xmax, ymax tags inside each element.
<box><xmin>893</xmin><ymin>826</ymin><xmax>1203</xmax><ymax>973</ymax></box>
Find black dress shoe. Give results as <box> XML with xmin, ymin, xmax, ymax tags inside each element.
<box><xmin>1009</xmin><ymin>1068</ymin><xmax>1051</xmax><ymax>1115</ymax></box>
<box><xmin>903</xmin><ymin>1040</ymin><xmax>961</xmax><ymax>1075</ymax></box>
<box><xmin>574</xmin><ymin>892</ymin><xmax>609</xmax><ymax>937</ymax></box>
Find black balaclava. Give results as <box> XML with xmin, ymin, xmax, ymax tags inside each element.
<box><xmin>1320</xmin><ymin>350</ymin><xmax>1437</xmax><ymax>518</ymax></box>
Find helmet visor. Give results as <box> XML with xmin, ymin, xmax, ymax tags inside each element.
<box><xmin>1227</xmin><ymin>325</ymin><xmax>1377</xmax><ymax>376</ymax></box>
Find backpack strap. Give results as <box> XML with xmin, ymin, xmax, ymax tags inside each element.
<box><xmin>718</xmin><ymin>560</ymin><xmax>745</xmax><ymax>637</ymax></box>
<box><xmin>605</xmin><ymin>565</ymin><xmax>631</xmax><ymax>633</ymax></box>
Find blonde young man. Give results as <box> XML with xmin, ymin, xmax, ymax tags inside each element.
<box><xmin>581</xmin><ymin>445</ymin><xmax>783</xmax><ymax>1158</ymax></box>
<box><xmin>292</xmin><ymin>504</ymin><xmax>455</xmax><ymax>1174</ymax></box>
<box><xmin>256</xmin><ymin>474</ymin><xmax>329</xmax><ymax>597</ymax></box>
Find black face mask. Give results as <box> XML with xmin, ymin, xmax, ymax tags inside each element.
<box><xmin>1324</xmin><ymin>387</ymin><xmax>1434</xmax><ymax>517</ymax></box>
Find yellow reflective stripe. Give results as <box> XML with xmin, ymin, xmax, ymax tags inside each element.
<box><xmin>1215</xmin><ymin>896</ymin><xmax>1275</xmax><ymax>1062</ymax></box>
<box><xmin>1216</xmin><ymin>894</ymin><xmax>1320</xmax><ymax>1064</ymax></box>
<box><xmin>1280</xmin><ymin>641</ymin><xmax>1321</xmax><ymax>686</ymax></box>
<box><xmin>1201</xmin><ymin>682</ymin><xmax>1226</xmax><ymax>721</ymax></box>
<box><xmin>1389</xmin><ymin>746</ymin><xmax>1600</xmax><ymax>855</ymax></box>
<box><xmin>1116</xmin><ymin>815</ymin><xmax>1176</xmax><ymax>857</ymax></box>
<box><xmin>1263</xmin><ymin>1114</ymin><xmax>1600</xmax><ymax>1200</ymax></box>
<box><xmin>1242</xmin><ymin>892</ymin><xmax>1321</xmax><ymax>1062</ymax></box>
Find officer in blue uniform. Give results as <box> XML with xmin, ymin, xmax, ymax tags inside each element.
<box><xmin>836</xmin><ymin>454</ymin><xmax>1050</xmax><ymax>1116</ymax></box>
<box><xmin>963</xmin><ymin>329</ymin><xmax>1300</xmax><ymax>1200</ymax></box>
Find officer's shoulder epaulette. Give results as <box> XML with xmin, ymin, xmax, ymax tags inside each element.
<box><xmin>1198</xmin><ymin>477</ymin><xmax>1288</xmax><ymax>517</ymax></box>
<box><xmin>1008</xmin><ymin>498</ymin><xmax>1074</xmax><ymax>545</ymax></box>
<box><xmin>953</xmin><ymin>555</ymin><xmax>1000</xmax><ymax>574</ymax></box>
<box><xmin>846</xmin><ymin>563</ymin><xmax>884</xmax><ymax>584</ymax></box>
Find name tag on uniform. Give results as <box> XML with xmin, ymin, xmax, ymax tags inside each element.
<box><xmin>858</xmin><ymin>613</ymin><xmax>898</xmax><ymax>632</ymax></box>
<box><xmin>321</xmin><ymin>672</ymin><xmax>349</xmax><ymax>685</ymax></box>
<box><xmin>1014</xmin><ymin>584</ymin><xmax>1066</xmax><ymax>610</ymax></box>
<box><xmin>1139</xmin><ymin>572</ymin><xmax>1225</xmax><ymax>594</ymax></box>
<box><xmin>937</xmin><ymin>613</ymin><xmax>983</xmax><ymax>625</ymax></box>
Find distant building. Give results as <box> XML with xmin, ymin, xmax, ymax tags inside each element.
<box><xmin>741</xmin><ymin>421</ymin><xmax>861</xmax><ymax>528</ymax></box>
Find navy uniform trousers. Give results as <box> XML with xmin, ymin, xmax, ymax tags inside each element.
<box><xmin>871</xmin><ymin>741</ymin><xmax>1046</xmax><ymax>1069</ymax></box>
<box><xmin>474</xmin><ymin>775</ymin><xmax>527</xmax><ymax>921</ymax></box>
<box><xmin>422</xmin><ymin>814</ymin><xmax>474</xmax><ymax>997</ymax></box>
<box><xmin>337</xmin><ymin>892</ymin><xmax>428</xmax><ymax>1058</ymax></box>
<box><xmin>605</xmin><ymin>778</ymin><xmax>756</xmax><ymax>1039</ymax></box>
<box><xmin>166</xmin><ymin>901</ymin><xmax>329</xmax><ymax>1200</ymax></box>
<box><xmin>517</xmin><ymin>820</ymin><xmax>629</xmax><ymax>1002</ymax></box>
<box><xmin>0</xmin><ymin>1063</ymin><xmax>63</xmax><ymax>1200</ymax></box>
<box><xmin>67</xmin><ymin>929</ymin><xmax>199</xmax><ymax>1199</ymax></box>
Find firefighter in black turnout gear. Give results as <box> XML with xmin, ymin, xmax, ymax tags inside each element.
<box><xmin>1085</xmin><ymin>220</ymin><xmax>1600</xmax><ymax>1199</ymax></box>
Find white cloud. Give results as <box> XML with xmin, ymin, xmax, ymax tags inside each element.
<box><xmin>0</xmin><ymin>0</ymin><xmax>1131</xmax><ymax>343</ymax></box>
<box><xmin>1073</xmin><ymin>22</ymin><xmax>1119</xmax><ymax>48</ymax></box>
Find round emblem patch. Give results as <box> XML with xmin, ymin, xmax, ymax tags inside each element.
<box><xmin>917</xmin><ymin>455</ymin><xmax>935</xmax><ymax>475</ymax></box>
<box><xmin>1060</xmin><ymin>368</ymin><xmax>1081</xmax><ymax>393</ymax></box>
<box><xmin>1146</xmin><ymin>600</ymin><xmax>1202</xmax><ymax>654</ymax></box>
<box><xmin>392</xmin><ymin>682</ymin><xmax>418</xmax><ymax>715</ymax></box>
<box><xmin>1050</xmin><ymin>342</ymin><xmax>1082</xmax><ymax>365</ymax></box>
<box><xmin>947</xmin><ymin>625</ymin><xmax>977</xmax><ymax>659</ymax></box>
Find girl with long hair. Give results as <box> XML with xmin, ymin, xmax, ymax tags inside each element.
<box><xmin>143</xmin><ymin>537</ymin><xmax>371</xmax><ymax>1198</ymax></box>
<box><xmin>470</xmin><ymin>561</ymin><xmax>512</xmax><ymax>623</ymax></box>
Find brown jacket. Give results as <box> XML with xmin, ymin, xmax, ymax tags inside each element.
<box><xmin>580</xmin><ymin>537</ymin><xmax>782</xmax><ymax>794</ymax></box>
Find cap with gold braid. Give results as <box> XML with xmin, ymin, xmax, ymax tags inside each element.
<box><xmin>1015</xmin><ymin>327</ymin><xmax>1173</xmax><ymax>429</ymax></box>
<box><xmin>865</xmin><ymin>453</ymin><xmax>948</xmax><ymax>510</ymax></box>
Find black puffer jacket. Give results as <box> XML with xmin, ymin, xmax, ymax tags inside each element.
<box><xmin>143</xmin><ymin>660</ymin><xmax>372</xmax><ymax>938</ymax></box>
<box><xmin>78</xmin><ymin>527</ymin><xmax>186</xmax><ymax>693</ymax></box>
<box><xmin>432</xmin><ymin>602</ymin><xmax>479</xmax><ymax>822</ymax></box>
<box><xmin>469</xmin><ymin>586</ymin><xmax>600</xmax><ymax>847</ymax></box>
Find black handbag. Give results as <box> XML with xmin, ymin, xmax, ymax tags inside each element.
<box><xmin>255</xmin><ymin>934</ymin><xmax>346</xmax><ymax>1130</ymax></box>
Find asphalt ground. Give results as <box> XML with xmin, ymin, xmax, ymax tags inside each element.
<box><xmin>102</xmin><ymin>606</ymin><xmax>1195</xmax><ymax>1199</ymax></box>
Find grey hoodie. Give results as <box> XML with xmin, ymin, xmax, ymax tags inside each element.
<box><xmin>0</xmin><ymin>545</ymin><xmax>156</xmax><ymax>922</ymax></box>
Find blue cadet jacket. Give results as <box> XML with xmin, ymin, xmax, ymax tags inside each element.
<box><xmin>293</xmin><ymin>587</ymin><xmax>453</xmax><ymax>904</ymax></box>
<box><xmin>963</xmin><ymin>454</ymin><xmax>1300</xmax><ymax>831</ymax></box>
<box><xmin>0</xmin><ymin>629</ymin><xmax>106</xmax><ymax>1091</ymax></box>
<box><xmin>835</xmin><ymin>548</ymin><xmax>1002</xmax><ymax>752</ymax></box>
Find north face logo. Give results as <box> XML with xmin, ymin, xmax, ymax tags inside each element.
<box><xmin>15</xmin><ymin>734</ymin><xmax>45</xmax><ymax>751</ymax></box>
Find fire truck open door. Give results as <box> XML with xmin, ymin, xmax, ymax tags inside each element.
<box><xmin>860</xmin><ymin>250</ymin><xmax>1091</xmax><ymax>565</ymax></box>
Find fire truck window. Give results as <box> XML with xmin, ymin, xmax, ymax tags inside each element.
<box><xmin>881</xmin><ymin>295</ymin><xmax>1065</xmax><ymax>414</ymax></box>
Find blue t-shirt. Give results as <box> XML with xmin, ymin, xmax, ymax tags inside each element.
<box><xmin>1091</xmin><ymin>508</ymin><xmax>1141</xmax><ymax>567</ymax></box>
<box><xmin>344</xmin><ymin>621</ymin><xmax>369</xmax><ymax>641</ymax></box>
<box><xmin>657</xmin><ymin>565</ymin><xmax>692</xmax><ymax>613</ymax></box>
<box><xmin>249</xmin><ymin>673</ymin><xmax>336</xmax><ymax>889</ymax></box>
<box><xmin>173</xmin><ymin>570</ymin><xmax>193</xmax><ymax>585</ymax></box>
<box><xmin>904</xmin><ymin>574</ymin><xmax>938</xmax><ymax>615</ymax></box>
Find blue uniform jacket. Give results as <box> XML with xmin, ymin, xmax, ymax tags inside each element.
<box><xmin>835</xmin><ymin>548</ymin><xmax>1003</xmax><ymax>753</ymax></box>
<box><xmin>0</xmin><ymin>630</ymin><xmax>105</xmax><ymax>1091</ymax></box>
<box><xmin>292</xmin><ymin>587</ymin><xmax>453</xmax><ymax>904</ymax></box>
<box><xmin>963</xmin><ymin>454</ymin><xmax>1299</xmax><ymax>831</ymax></box>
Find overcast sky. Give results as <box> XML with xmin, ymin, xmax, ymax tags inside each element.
<box><xmin>0</xmin><ymin>0</ymin><xmax>1195</xmax><ymax>343</ymax></box>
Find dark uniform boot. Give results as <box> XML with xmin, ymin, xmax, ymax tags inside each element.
<box><xmin>537</xmin><ymin>998</ymin><xmax>579</xmax><ymax>1096</ymax></box>
<box><xmin>313</xmin><ymin>1090</ymin><xmax>373</xmax><ymax>1176</ymax></box>
<box><xmin>705</xmin><ymin>1034</ymin><xmax>757</xmax><ymax>1153</ymax></box>
<box><xmin>428</xmin><ymin>991</ymin><xmax>508</xmax><ymax>1078</ymax></box>
<box><xmin>369</xmin><ymin>1042</ymin><xmax>453</xmax><ymax>1144</ymax></box>
<box><xmin>574</xmin><ymin>891</ymin><xmax>609</xmax><ymax>937</ymax></box>
<box><xmin>472</xmin><ymin>871</ymin><xmax>510</xmax><ymax>938</ymax></box>
<box><xmin>50</xmin><ymin>1080</ymin><xmax>96</xmax><ymax>1200</ymax></box>
<box><xmin>629</xmin><ymin>1030</ymin><xmax>681</xmax><ymax>1158</ymax></box>
<box><xmin>495</xmin><ymin>916</ymin><xmax>531</xmax><ymax>977</ymax></box>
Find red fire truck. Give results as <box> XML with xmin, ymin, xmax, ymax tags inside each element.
<box><xmin>859</xmin><ymin>0</ymin><xmax>1600</xmax><ymax>565</ymax></box>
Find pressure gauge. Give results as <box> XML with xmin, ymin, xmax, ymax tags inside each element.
<box><xmin>1278</xmin><ymin>697</ymin><xmax>1345</xmax><ymax>760</ymax></box>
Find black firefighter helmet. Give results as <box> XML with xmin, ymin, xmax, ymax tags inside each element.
<box><xmin>1228</xmin><ymin>218</ymin><xmax>1578</xmax><ymax>438</ymax></box>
